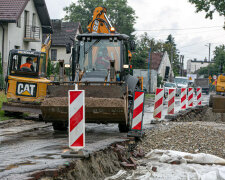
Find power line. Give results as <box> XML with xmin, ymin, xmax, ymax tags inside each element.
<box><xmin>179</xmin><ymin>35</ymin><xmax>223</xmax><ymax>49</ymax></box>
<box><xmin>135</xmin><ymin>25</ymin><xmax>222</xmax><ymax>31</ymax></box>
<box><xmin>141</xmin><ymin>28</ymin><xmax>222</xmax><ymax>39</ymax></box>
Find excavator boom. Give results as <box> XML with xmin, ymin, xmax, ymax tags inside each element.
<box><xmin>87</xmin><ymin>7</ymin><xmax>114</xmax><ymax>33</ymax></box>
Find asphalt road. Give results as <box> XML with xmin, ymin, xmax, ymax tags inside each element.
<box><xmin>0</xmin><ymin>94</ymin><xmax>210</xmax><ymax>179</ymax></box>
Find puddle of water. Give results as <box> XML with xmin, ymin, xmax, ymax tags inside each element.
<box><xmin>5</xmin><ymin>161</ymin><xmax>36</xmax><ymax>170</ymax></box>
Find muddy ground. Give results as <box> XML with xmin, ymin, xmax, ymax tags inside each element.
<box><xmin>40</xmin><ymin>106</ymin><xmax>225</xmax><ymax>180</ymax></box>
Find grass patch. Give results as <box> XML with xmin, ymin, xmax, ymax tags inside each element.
<box><xmin>145</xmin><ymin>94</ymin><xmax>155</xmax><ymax>99</ymax></box>
<box><xmin>0</xmin><ymin>91</ymin><xmax>10</xmax><ymax>121</ymax></box>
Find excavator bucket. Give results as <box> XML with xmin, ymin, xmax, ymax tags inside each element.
<box><xmin>212</xmin><ymin>95</ymin><xmax>225</xmax><ymax>113</ymax></box>
<box><xmin>41</xmin><ymin>83</ymin><xmax>128</xmax><ymax>124</ymax></box>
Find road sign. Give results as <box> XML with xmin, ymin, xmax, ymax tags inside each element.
<box><xmin>213</xmin><ymin>75</ymin><xmax>217</xmax><ymax>80</ymax></box>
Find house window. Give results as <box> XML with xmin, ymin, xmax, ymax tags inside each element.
<box><xmin>17</xmin><ymin>16</ymin><xmax>21</xmax><ymax>28</ymax></box>
<box><xmin>24</xmin><ymin>11</ymin><xmax>29</xmax><ymax>26</ymax></box>
<box><xmin>32</xmin><ymin>13</ymin><xmax>36</xmax><ymax>27</ymax></box>
<box><xmin>51</xmin><ymin>49</ymin><xmax>57</xmax><ymax>61</ymax></box>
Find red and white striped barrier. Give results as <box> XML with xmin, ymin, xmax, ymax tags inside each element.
<box><xmin>131</xmin><ymin>91</ymin><xmax>145</xmax><ymax>131</ymax></box>
<box><xmin>154</xmin><ymin>88</ymin><xmax>164</xmax><ymax>119</ymax></box>
<box><xmin>167</xmin><ymin>88</ymin><xmax>175</xmax><ymax>114</ymax></box>
<box><xmin>197</xmin><ymin>88</ymin><xmax>202</xmax><ymax>105</ymax></box>
<box><xmin>188</xmin><ymin>87</ymin><xmax>194</xmax><ymax>107</ymax></box>
<box><xmin>181</xmin><ymin>88</ymin><xmax>187</xmax><ymax>109</ymax></box>
<box><xmin>69</xmin><ymin>90</ymin><xmax>85</xmax><ymax>149</ymax></box>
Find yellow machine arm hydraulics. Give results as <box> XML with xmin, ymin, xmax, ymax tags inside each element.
<box><xmin>87</xmin><ymin>7</ymin><xmax>115</xmax><ymax>34</ymax></box>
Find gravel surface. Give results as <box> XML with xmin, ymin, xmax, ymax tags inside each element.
<box><xmin>138</xmin><ymin>121</ymin><xmax>225</xmax><ymax>159</ymax></box>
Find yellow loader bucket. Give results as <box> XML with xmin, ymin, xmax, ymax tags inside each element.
<box><xmin>41</xmin><ymin>84</ymin><xmax>128</xmax><ymax>124</ymax></box>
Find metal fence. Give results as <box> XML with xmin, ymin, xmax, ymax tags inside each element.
<box><xmin>24</xmin><ymin>25</ymin><xmax>40</xmax><ymax>40</ymax></box>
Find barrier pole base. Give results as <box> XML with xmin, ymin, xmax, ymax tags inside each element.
<box><xmin>127</xmin><ymin>130</ymin><xmax>144</xmax><ymax>138</ymax></box>
<box><xmin>61</xmin><ymin>149</ymin><xmax>90</xmax><ymax>158</ymax></box>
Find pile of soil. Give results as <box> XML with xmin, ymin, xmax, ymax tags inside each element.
<box><xmin>139</xmin><ymin>118</ymin><xmax>225</xmax><ymax>158</ymax></box>
<box><xmin>42</xmin><ymin>97</ymin><xmax>125</xmax><ymax>108</ymax></box>
<box><xmin>174</xmin><ymin>106</ymin><xmax>225</xmax><ymax>122</ymax></box>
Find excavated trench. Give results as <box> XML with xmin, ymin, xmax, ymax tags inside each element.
<box><xmin>37</xmin><ymin>106</ymin><xmax>224</xmax><ymax>180</ymax></box>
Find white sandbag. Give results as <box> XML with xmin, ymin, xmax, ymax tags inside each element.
<box><xmin>146</xmin><ymin>149</ymin><xmax>225</xmax><ymax>165</ymax></box>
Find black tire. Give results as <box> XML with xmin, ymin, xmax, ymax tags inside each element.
<box><xmin>209</xmin><ymin>95</ymin><xmax>213</xmax><ymax>107</ymax></box>
<box><xmin>52</xmin><ymin>122</ymin><xmax>68</xmax><ymax>131</ymax></box>
<box><xmin>118</xmin><ymin>123</ymin><xmax>129</xmax><ymax>133</ymax></box>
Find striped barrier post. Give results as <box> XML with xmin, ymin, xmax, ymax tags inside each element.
<box><xmin>153</xmin><ymin>88</ymin><xmax>164</xmax><ymax>119</ymax></box>
<box><xmin>131</xmin><ymin>91</ymin><xmax>145</xmax><ymax>131</ymax></box>
<box><xmin>197</xmin><ymin>88</ymin><xmax>202</xmax><ymax>105</ymax></box>
<box><xmin>181</xmin><ymin>88</ymin><xmax>187</xmax><ymax>109</ymax></box>
<box><xmin>69</xmin><ymin>90</ymin><xmax>85</xmax><ymax>149</ymax></box>
<box><xmin>128</xmin><ymin>91</ymin><xmax>145</xmax><ymax>137</ymax></box>
<box><xmin>167</xmin><ymin>88</ymin><xmax>175</xmax><ymax>114</ymax></box>
<box><xmin>188</xmin><ymin>87</ymin><xmax>194</xmax><ymax>107</ymax></box>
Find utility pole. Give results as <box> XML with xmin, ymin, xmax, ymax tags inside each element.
<box><xmin>208</xmin><ymin>43</ymin><xmax>211</xmax><ymax>62</ymax></box>
<box><xmin>205</xmin><ymin>43</ymin><xmax>211</xmax><ymax>76</ymax></box>
<box><xmin>148</xmin><ymin>48</ymin><xmax>152</xmax><ymax>93</ymax></box>
<box><xmin>170</xmin><ymin>47</ymin><xmax>173</xmax><ymax>81</ymax></box>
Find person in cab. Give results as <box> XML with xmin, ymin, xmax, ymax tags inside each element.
<box><xmin>20</xmin><ymin>57</ymin><xmax>34</xmax><ymax>71</ymax></box>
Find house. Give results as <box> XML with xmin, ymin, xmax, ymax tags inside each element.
<box><xmin>44</xmin><ymin>19</ymin><xmax>82</xmax><ymax>65</ymax></box>
<box><xmin>150</xmin><ymin>52</ymin><xmax>174</xmax><ymax>81</ymax></box>
<box><xmin>133</xmin><ymin>52</ymin><xmax>173</xmax><ymax>93</ymax></box>
<box><xmin>187</xmin><ymin>59</ymin><xmax>211</xmax><ymax>74</ymax></box>
<box><xmin>0</xmin><ymin>0</ymin><xmax>52</xmax><ymax>76</ymax></box>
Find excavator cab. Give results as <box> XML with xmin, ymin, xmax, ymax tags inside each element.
<box><xmin>2</xmin><ymin>50</ymin><xmax>50</xmax><ymax>114</ymax></box>
<box><xmin>77</xmin><ymin>33</ymin><xmax>130</xmax><ymax>82</ymax></box>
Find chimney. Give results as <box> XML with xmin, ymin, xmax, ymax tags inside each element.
<box><xmin>52</xmin><ymin>19</ymin><xmax>62</xmax><ymax>30</ymax></box>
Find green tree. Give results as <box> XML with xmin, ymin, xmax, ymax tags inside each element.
<box><xmin>213</xmin><ymin>45</ymin><xmax>225</xmax><ymax>73</ymax></box>
<box><xmin>197</xmin><ymin>64</ymin><xmax>218</xmax><ymax>77</ymax></box>
<box><xmin>47</xmin><ymin>58</ymin><xmax>52</xmax><ymax>78</ymax></box>
<box><xmin>189</xmin><ymin>0</ymin><xmax>225</xmax><ymax>19</ymax></box>
<box><xmin>64</xmin><ymin>0</ymin><xmax>137</xmax><ymax>37</ymax></box>
<box><xmin>164</xmin><ymin>34</ymin><xmax>180</xmax><ymax>76</ymax></box>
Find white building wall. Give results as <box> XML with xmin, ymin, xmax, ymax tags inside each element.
<box><xmin>133</xmin><ymin>69</ymin><xmax>157</xmax><ymax>93</ymax></box>
<box><xmin>187</xmin><ymin>60</ymin><xmax>210</xmax><ymax>74</ymax></box>
<box><xmin>50</xmin><ymin>46</ymin><xmax>71</xmax><ymax>64</ymax></box>
<box><xmin>158</xmin><ymin>52</ymin><xmax>173</xmax><ymax>80</ymax></box>
<box><xmin>2</xmin><ymin>0</ymin><xmax>43</xmax><ymax>76</ymax></box>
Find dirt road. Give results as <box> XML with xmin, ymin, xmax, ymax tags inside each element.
<box><xmin>0</xmin><ymin>94</ymin><xmax>210</xmax><ymax>179</ymax></box>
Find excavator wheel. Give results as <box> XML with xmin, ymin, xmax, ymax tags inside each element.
<box><xmin>118</xmin><ymin>123</ymin><xmax>129</xmax><ymax>133</ymax></box>
<box><xmin>52</xmin><ymin>122</ymin><xmax>68</xmax><ymax>131</ymax></box>
<box><xmin>209</xmin><ymin>95</ymin><xmax>213</xmax><ymax>107</ymax></box>
<box><xmin>4</xmin><ymin>111</ymin><xmax>23</xmax><ymax>118</ymax></box>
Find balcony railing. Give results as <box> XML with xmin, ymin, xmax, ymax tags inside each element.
<box><xmin>24</xmin><ymin>25</ymin><xmax>40</xmax><ymax>42</ymax></box>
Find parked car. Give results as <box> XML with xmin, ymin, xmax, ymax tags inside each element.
<box><xmin>164</xmin><ymin>82</ymin><xmax>177</xmax><ymax>97</ymax></box>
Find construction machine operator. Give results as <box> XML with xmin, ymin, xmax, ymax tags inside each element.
<box><xmin>20</xmin><ymin>57</ymin><xmax>34</xmax><ymax>71</ymax></box>
<box><xmin>95</xmin><ymin>48</ymin><xmax>111</xmax><ymax>69</ymax></box>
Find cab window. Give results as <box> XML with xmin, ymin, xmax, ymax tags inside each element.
<box><xmin>9</xmin><ymin>54</ymin><xmax>39</xmax><ymax>76</ymax></box>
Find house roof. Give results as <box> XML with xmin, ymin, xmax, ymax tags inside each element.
<box><xmin>45</xmin><ymin>20</ymin><xmax>82</xmax><ymax>47</ymax></box>
<box><xmin>0</xmin><ymin>0</ymin><xmax>28</xmax><ymax>22</ymax></box>
<box><xmin>0</xmin><ymin>0</ymin><xmax>51</xmax><ymax>33</ymax></box>
<box><xmin>149</xmin><ymin>52</ymin><xmax>163</xmax><ymax>71</ymax></box>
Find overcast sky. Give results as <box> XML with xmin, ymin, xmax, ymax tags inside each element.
<box><xmin>45</xmin><ymin>0</ymin><xmax>225</xmax><ymax>68</ymax></box>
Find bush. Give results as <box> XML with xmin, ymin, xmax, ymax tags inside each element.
<box><xmin>157</xmin><ymin>75</ymin><xmax>163</xmax><ymax>87</ymax></box>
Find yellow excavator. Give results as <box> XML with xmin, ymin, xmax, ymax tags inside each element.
<box><xmin>2</xmin><ymin>35</ymin><xmax>52</xmax><ymax>115</ymax></box>
<box><xmin>209</xmin><ymin>74</ymin><xmax>225</xmax><ymax>113</ymax></box>
<box><xmin>40</xmin><ymin>7</ymin><xmax>138</xmax><ymax>131</ymax></box>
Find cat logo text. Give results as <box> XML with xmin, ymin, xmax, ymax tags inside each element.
<box><xmin>16</xmin><ymin>82</ymin><xmax>37</xmax><ymax>97</ymax></box>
